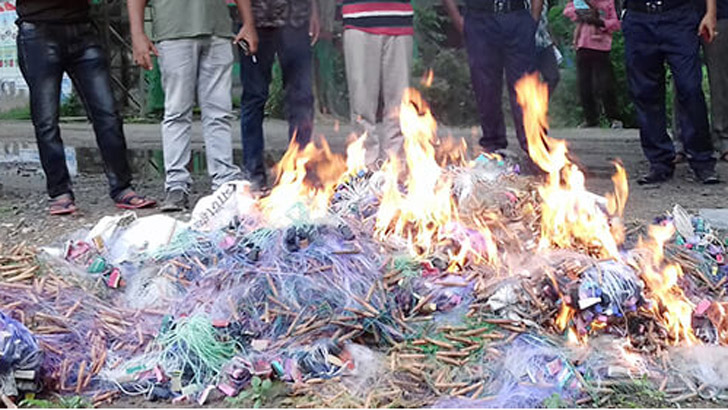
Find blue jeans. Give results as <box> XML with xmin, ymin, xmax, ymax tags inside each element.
<box><xmin>239</xmin><ymin>26</ymin><xmax>314</xmax><ymax>184</ymax></box>
<box><xmin>463</xmin><ymin>9</ymin><xmax>537</xmax><ymax>153</ymax></box>
<box><xmin>623</xmin><ymin>4</ymin><xmax>716</xmax><ymax>174</ymax></box>
<box><xmin>16</xmin><ymin>21</ymin><xmax>132</xmax><ymax>200</ymax></box>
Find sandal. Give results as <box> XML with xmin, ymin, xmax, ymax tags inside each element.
<box><xmin>49</xmin><ymin>194</ymin><xmax>77</xmax><ymax>216</ymax></box>
<box><xmin>114</xmin><ymin>190</ymin><xmax>157</xmax><ymax>210</ymax></box>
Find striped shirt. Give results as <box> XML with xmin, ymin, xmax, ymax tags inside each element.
<box><xmin>342</xmin><ymin>0</ymin><xmax>414</xmax><ymax>36</ymax></box>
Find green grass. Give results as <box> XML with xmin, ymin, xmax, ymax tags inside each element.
<box><xmin>591</xmin><ymin>378</ymin><xmax>671</xmax><ymax>408</ymax></box>
<box><xmin>0</xmin><ymin>106</ymin><xmax>31</xmax><ymax>120</ymax></box>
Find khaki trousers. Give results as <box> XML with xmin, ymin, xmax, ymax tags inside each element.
<box><xmin>343</xmin><ymin>29</ymin><xmax>413</xmax><ymax>166</ymax></box>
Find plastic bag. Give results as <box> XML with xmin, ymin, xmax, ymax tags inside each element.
<box><xmin>0</xmin><ymin>311</ymin><xmax>43</xmax><ymax>396</ymax></box>
<box><xmin>189</xmin><ymin>181</ymin><xmax>257</xmax><ymax>232</ymax></box>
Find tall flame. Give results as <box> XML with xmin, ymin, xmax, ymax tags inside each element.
<box><xmin>516</xmin><ymin>74</ymin><xmax>627</xmax><ymax>259</ymax></box>
<box><xmin>640</xmin><ymin>224</ymin><xmax>697</xmax><ymax>345</ymax></box>
<box><xmin>374</xmin><ymin>89</ymin><xmax>498</xmax><ymax>266</ymax></box>
<box><xmin>375</xmin><ymin>89</ymin><xmax>455</xmax><ymax>255</ymax></box>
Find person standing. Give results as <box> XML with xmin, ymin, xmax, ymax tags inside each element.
<box><xmin>16</xmin><ymin>0</ymin><xmax>156</xmax><ymax>215</ymax></box>
<box><xmin>442</xmin><ymin>0</ymin><xmax>543</xmax><ymax>172</ymax></box>
<box><xmin>706</xmin><ymin>0</ymin><xmax>728</xmax><ymax>162</ymax></box>
<box><xmin>342</xmin><ymin>0</ymin><xmax>413</xmax><ymax>167</ymax></box>
<box><xmin>239</xmin><ymin>0</ymin><xmax>320</xmax><ymax>192</ymax></box>
<box><xmin>128</xmin><ymin>0</ymin><xmax>258</xmax><ymax>211</ymax></box>
<box><xmin>564</xmin><ymin>0</ymin><xmax>622</xmax><ymax>129</ymax></box>
<box><xmin>622</xmin><ymin>0</ymin><xmax>720</xmax><ymax>184</ymax></box>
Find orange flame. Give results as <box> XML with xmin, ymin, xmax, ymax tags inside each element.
<box><xmin>516</xmin><ymin>74</ymin><xmax>628</xmax><ymax>259</ymax></box>
<box><xmin>421</xmin><ymin>69</ymin><xmax>434</xmax><ymax>88</ymax></box>
<box><xmin>556</xmin><ymin>304</ymin><xmax>574</xmax><ymax>331</ymax></box>
<box><xmin>374</xmin><ymin>88</ymin><xmax>498</xmax><ymax>266</ymax></box>
<box><xmin>346</xmin><ymin>133</ymin><xmax>368</xmax><ymax>174</ymax></box>
<box><xmin>259</xmin><ymin>136</ymin><xmax>346</xmax><ymax>224</ymax></box>
<box><xmin>640</xmin><ymin>224</ymin><xmax>697</xmax><ymax>345</ymax></box>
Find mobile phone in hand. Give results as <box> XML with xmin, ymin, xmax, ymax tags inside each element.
<box><xmin>238</xmin><ymin>39</ymin><xmax>250</xmax><ymax>55</ymax></box>
<box><xmin>237</xmin><ymin>40</ymin><xmax>257</xmax><ymax>63</ymax></box>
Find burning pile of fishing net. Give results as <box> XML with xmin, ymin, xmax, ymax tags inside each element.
<box><xmin>0</xmin><ymin>75</ymin><xmax>727</xmax><ymax>407</ymax></box>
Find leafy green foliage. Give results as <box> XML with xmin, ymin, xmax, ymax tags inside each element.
<box><xmin>265</xmin><ymin>62</ymin><xmax>286</xmax><ymax>121</ymax></box>
<box><xmin>543</xmin><ymin>392</ymin><xmax>571</xmax><ymax>408</ymax></box>
<box><xmin>412</xmin><ymin>1</ymin><xmax>479</xmax><ymax>126</ymax></box>
<box><xmin>59</xmin><ymin>92</ymin><xmax>85</xmax><ymax>118</ymax></box>
<box><xmin>225</xmin><ymin>376</ymin><xmax>286</xmax><ymax>408</ymax></box>
<box><xmin>20</xmin><ymin>395</ymin><xmax>90</xmax><ymax>408</ymax></box>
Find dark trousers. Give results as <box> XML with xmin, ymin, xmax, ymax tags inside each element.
<box><xmin>16</xmin><ymin>21</ymin><xmax>132</xmax><ymax>199</ymax></box>
<box><xmin>239</xmin><ymin>25</ymin><xmax>314</xmax><ymax>184</ymax></box>
<box><xmin>623</xmin><ymin>4</ymin><xmax>715</xmax><ymax>174</ymax></box>
<box><xmin>576</xmin><ymin>48</ymin><xmax>620</xmax><ymax>125</ymax></box>
<box><xmin>537</xmin><ymin>45</ymin><xmax>560</xmax><ymax>99</ymax></box>
<box><xmin>463</xmin><ymin>9</ymin><xmax>537</xmax><ymax>153</ymax></box>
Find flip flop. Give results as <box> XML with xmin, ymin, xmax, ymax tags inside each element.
<box><xmin>49</xmin><ymin>194</ymin><xmax>77</xmax><ymax>216</ymax></box>
<box><xmin>114</xmin><ymin>190</ymin><xmax>157</xmax><ymax>210</ymax></box>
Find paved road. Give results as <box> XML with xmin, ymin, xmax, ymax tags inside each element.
<box><xmin>1</xmin><ymin>118</ymin><xmax>727</xmax><ymax>245</ymax></box>
<box><xmin>0</xmin><ymin>117</ymin><xmax>652</xmax><ymax>176</ymax></box>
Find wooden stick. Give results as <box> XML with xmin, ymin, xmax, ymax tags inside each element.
<box><xmin>286</xmin><ymin>311</ymin><xmax>303</xmax><ymax>337</ymax></box>
<box><xmin>460</xmin><ymin>327</ymin><xmax>491</xmax><ymax>337</ymax></box>
<box><xmin>1</xmin><ymin>394</ymin><xmax>17</xmax><ymax>409</ymax></box>
<box><xmin>436</xmin><ymin>356</ymin><xmax>461</xmax><ymax>366</ymax></box>
<box><xmin>352</xmin><ymin>295</ymin><xmax>379</xmax><ymax>316</ymax></box>
<box><xmin>426</xmin><ymin>337</ymin><xmax>455</xmax><ymax>349</ymax></box>
<box><xmin>265</xmin><ymin>272</ymin><xmax>280</xmax><ymax>299</ymax></box>
<box><xmin>76</xmin><ymin>361</ymin><xmax>87</xmax><ymax>394</ymax></box>
<box><xmin>452</xmin><ymin>381</ymin><xmax>484</xmax><ymax>397</ymax></box>
<box><xmin>411</xmin><ymin>293</ymin><xmax>434</xmax><ymax>314</ymax></box>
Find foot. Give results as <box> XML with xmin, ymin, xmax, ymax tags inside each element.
<box><xmin>610</xmin><ymin>120</ymin><xmax>623</xmax><ymax>129</ymax></box>
<box><xmin>160</xmin><ymin>189</ymin><xmax>189</xmax><ymax>212</ymax></box>
<box><xmin>693</xmin><ymin>168</ymin><xmax>721</xmax><ymax>185</ymax></box>
<box><xmin>672</xmin><ymin>152</ymin><xmax>687</xmax><ymax>164</ymax></box>
<box><xmin>114</xmin><ymin>189</ymin><xmax>157</xmax><ymax>210</ymax></box>
<box><xmin>637</xmin><ymin>169</ymin><xmax>674</xmax><ymax>185</ymax></box>
<box><xmin>720</xmin><ymin>151</ymin><xmax>728</xmax><ymax>163</ymax></box>
<box><xmin>49</xmin><ymin>193</ymin><xmax>77</xmax><ymax>216</ymax></box>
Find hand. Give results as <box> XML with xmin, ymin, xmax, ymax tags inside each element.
<box><xmin>234</xmin><ymin>24</ymin><xmax>259</xmax><ymax>54</ymax></box>
<box><xmin>309</xmin><ymin>9</ymin><xmax>321</xmax><ymax>46</ymax></box>
<box><xmin>131</xmin><ymin>32</ymin><xmax>158</xmax><ymax>71</ymax></box>
<box><xmin>699</xmin><ymin>13</ymin><xmax>717</xmax><ymax>43</ymax></box>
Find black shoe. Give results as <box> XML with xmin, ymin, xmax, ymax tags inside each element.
<box><xmin>694</xmin><ymin>168</ymin><xmax>721</xmax><ymax>185</ymax></box>
<box><xmin>637</xmin><ymin>169</ymin><xmax>673</xmax><ymax>185</ymax></box>
<box><xmin>160</xmin><ymin>189</ymin><xmax>189</xmax><ymax>212</ymax></box>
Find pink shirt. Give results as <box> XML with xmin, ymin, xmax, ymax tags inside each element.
<box><xmin>564</xmin><ymin>0</ymin><xmax>620</xmax><ymax>52</ymax></box>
